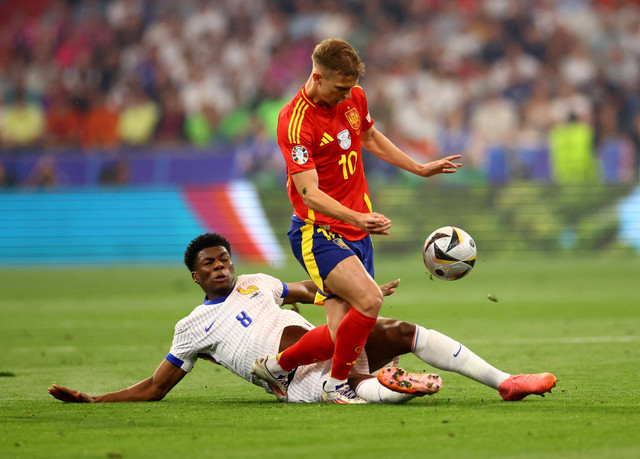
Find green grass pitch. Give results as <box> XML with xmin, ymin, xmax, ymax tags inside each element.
<box><xmin>1</xmin><ymin>254</ymin><xmax>639</xmax><ymax>458</ymax></box>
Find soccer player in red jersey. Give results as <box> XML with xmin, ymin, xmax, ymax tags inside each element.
<box><xmin>253</xmin><ymin>38</ymin><xmax>462</xmax><ymax>403</ymax></box>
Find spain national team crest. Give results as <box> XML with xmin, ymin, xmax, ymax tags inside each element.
<box><xmin>332</xmin><ymin>238</ymin><xmax>349</xmax><ymax>250</ymax></box>
<box><xmin>337</xmin><ymin>129</ymin><xmax>351</xmax><ymax>150</ymax></box>
<box><xmin>345</xmin><ymin>108</ymin><xmax>361</xmax><ymax>132</ymax></box>
<box><xmin>291</xmin><ymin>145</ymin><xmax>309</xmax><ymax>165</ymax></box>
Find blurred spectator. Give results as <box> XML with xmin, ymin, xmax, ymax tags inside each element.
<box><xmin>549</xmin><ymin>79</ymin><xmax>593</xmax><ymax>125</ymax></box>
<box><xmin>438</xmin><ymin>106</ymin><xmax>473</xmax><ymax>158</ymax></box>
<box><xmin>631</xmin><ymin>113</ymin><xmax>640</xmax><ymax>180</ymax></box>
<box><xmin>81</xmin><ymin>91</ymin><xmax>120</xmax><ymax>149</ymax></box>
<box><xmin>217</xmin><ymin>106</ymin><xmax>252</xmax><ymax>143</ymax></box>
<box><xmin>489</xmin><ymin>42</ymin><xmax>541</xmax><ymax>100</ymax></box>
<box><xmin>99</xmin><ymin>160</ymin><xmax>130</xmax><ymax>185</ymax></box>
<box><xmin>549</xmin><ymin>114</ymin><xmax>598</xmax><ymax>184</ymax></box>
<box><xmin>515</xmin><ymin>78</ymin><xmax>554</xmax><ymax>181</ymax></box>
<box><xmin>559</xmin><ymin>42</ymin><xmax>597</xmax><ymax>89</ymax></box>
<box><xmin>596</xmin><ymin>101</ymin><xmax>634</xmax><ymax>183</ymax></box>
<box><xmin>45</xmin><ymin>88</ymin><xmax>82</xmax><ymax>148</ymax></box>
<box><xmin>184</xmin><ymin>104</ymin><xmax>217</xmax><ymax>147</ymax></box>
<box><xmin>235</xmin><ymin>117</ymin><xmax>284</xmax><ymax>185</ymax></box>
<box><xmin>0</xmin><ymin>162</ymin><xmax>18</xmax><ymax>187</ymax></box>
<box><xmin>24</xmin><ymin>155</ymin><xmax>58</xmax><ymax>187</ymax></box>
<box><xmin>118</xmin><ymin>84</ymin><xmax>159</xmax><ymax>145</ymax></box>
<box><xmin>1</xmin><ymin>89</ymin><xmax>45</xmax><ymax>150</ymax></box>
<box><xmin>154</xmin><ymin>89</ymin><xmax>186</xmax><ymax>145</ymax></box>
<box><xmin>470</xmin><ymin>91</ymin><xmax>519</xmax><ymax>181</ymax></box>
<box><xmin>180</xmin><ymin>60</ymin><xmax>233</xmax><ymax>119</ymax></box>
<box><xmin>603</xmin><ymin>44</ymin><xmax>639</xmax><ymax>90</ymax></box>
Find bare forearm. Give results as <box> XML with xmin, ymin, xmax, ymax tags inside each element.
<box><xmin>92</xmin><ymin>378</ymin><xmax>165</xmax><ymax>403</ymax></box>
<box><xmin>363</xmin><ymin>129</ymin><xmax>461</xmax><ymax>178</ymax></box>
<box><xmin>291</xmin><ymin>169</ymin><xmax>391</xmax><ymax>234</ymax></box>
<box><xmin>301</xmin><ymin>186</ymin><xmax>361</xmax><ymax>226</ymax></box>
<box><xmin>283</xmin><ymin>279</ymin><xmax>318</xmax><ymax>305</ymax></box>
<box><xmin>50</xmin><ymin>359</ymin><xmax>186</xmax><ymax>404</ymax></box>
<box><xmin>363</xmin><ymin>129</ymin><xmax>420</xmax><ymax>173</ymax></box>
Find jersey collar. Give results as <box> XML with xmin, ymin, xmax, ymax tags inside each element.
<box><xmin>204</xmin><ymin>294</ymin><xmax>228</xmax><ymax>305</ymax></box>
<box><xmin>300</xmin><ymin>84</ymin><xmax>317</xmax><ymax>108</ymax></box>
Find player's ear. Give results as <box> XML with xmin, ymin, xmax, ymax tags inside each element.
<box><xmin>192</xmin><ymin>271</ymin><xmax>200</xmax><ymax>284</ymax></box>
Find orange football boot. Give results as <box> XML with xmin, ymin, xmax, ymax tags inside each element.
<box><xmin>377</xmin><ymin>367</ymin><xmax>442</xmax><ymax>396</ymax></box>
<box><xmin>498</xmin><ymin>373</ymin><xmax>557</xmax><ymax>401</ymax></box>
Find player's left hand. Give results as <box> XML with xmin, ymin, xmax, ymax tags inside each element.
<box><xmin>358</xmin><ymin>212</ymin><xmax>392</xmax><ymax>235</ymax></box>
<box><xmin>380</xmin><ymin>278</ymin><xmax>401</xmax><ymax>296</ymax></box>
<box><xmin>48</xmin><ymin>384</ymin><xmax>95</xmax><ymax>403</ymax></box>
<box><xmin>418</xmin><ymin>155</ymin><xmax>462</xmax><ymax>177</ymax></box>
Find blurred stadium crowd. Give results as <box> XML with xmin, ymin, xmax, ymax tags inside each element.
<box><xmin>1</xmin><ymin>0</ymin><xmax>640</xmax><ymax>187</ymax></box>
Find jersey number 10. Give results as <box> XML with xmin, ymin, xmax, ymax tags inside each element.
<box><xmin>338</xmin><ymin>151</ymin><xmax>358</xmax><ymax>180</ymax></box>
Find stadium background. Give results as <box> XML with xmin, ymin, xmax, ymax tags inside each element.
<box><xmin>1</xmin><ymin>0</ymin><xmax>640</xmax><ymax>265</ymax></box>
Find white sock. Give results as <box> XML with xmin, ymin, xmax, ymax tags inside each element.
<box><xmin>324</xmin><ymin>376</ymin><xmax>347</xmax><ymax>392</ymax></box>
<box><xmin>355</xmin><ymin>377</ymin><xmax>414</xmax><ymax>404</ymax></box>
<box><xmin>265</xmin><ymin>356</ymin><xmax>287</xmax><ymax>377</ymax></box>
<box><xmin>412</xmin><ymin>326</ymin><xmax>510</xmax><ymax>390</ymax></box>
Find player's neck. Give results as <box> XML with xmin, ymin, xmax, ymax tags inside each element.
<box><xmin>204</xmin><ymin>280</ymin><xmax>236</xmax><ymax>301</ymax></box>
<box><xmin>304</xmin><ymin>77</ymin><xmax>330</xmax><ymax>109</ymax></box>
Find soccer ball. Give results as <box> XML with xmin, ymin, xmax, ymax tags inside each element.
<box><xmin>423</xmin><ymin>226</ymin><xmax>477</xmax><ymax>281</ymax></box>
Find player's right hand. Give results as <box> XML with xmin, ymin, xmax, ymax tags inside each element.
<box><xmin>359</xmin><ymin>212</ymin><xmax>391</xmax><ymax>235</ymax></box>
<box><xmin>48</xmin><ymin>384</ymin><xmax>94</xmax><ymax>403</ymax></box>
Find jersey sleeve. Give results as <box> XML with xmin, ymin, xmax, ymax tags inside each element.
<box><xmin>165</xmin><ymin>319</ymin><xmax>197</xmax><ymax>372</ymax></box>
<box><xmin>267</xmin><ymin>275</ymin><xmax>287</xmax><ymax>306</ymax></box>
<box><xmin>257</xmin><ymin>273</ymin><xmax>288</xmax><ymax>306</ymax></box>
<box><xmin>278</xmin><ymin>105</ymin><xmax>316</xmax><ymax>174</ymax></box>
<box><xmin>280</xmin><ymin>132</ymin><xmax>316</xmax><ymax>174</ymax></box>
<box><xmin>355</xmin><ymin>86</ymin><xmax>374</xmax><ymax>132</ymax></box>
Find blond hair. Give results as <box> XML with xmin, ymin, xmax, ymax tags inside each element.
<box><xmin>312</xmin><ymin>38</ymin><xmax>365</xmax><ymax>78</ymax></box>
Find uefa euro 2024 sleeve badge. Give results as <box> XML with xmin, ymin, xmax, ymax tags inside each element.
<box><xmin>292</xmin><ymin>145</ymin><xmax>309</xmax><ymax>165</ymax></box>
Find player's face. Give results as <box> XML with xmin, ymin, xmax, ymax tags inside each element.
<box><xmin>192</xmin><ymin>246</ymin><xmax>236</xmax><ymax>299</ymax></box>
<box><xmin>316</xmin><ymin>70</ymin><xmax>357</xmax><ymax>107</ymax></box>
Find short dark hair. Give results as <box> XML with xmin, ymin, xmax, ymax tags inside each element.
<box><xmin>312</xmin><ymin>38</ymin><xmax>365</xmax><ymax>78</ymax></box>
<box><xmin>184</xmin><ymin>233</ymin><xmax>232</xmax><ymax>271</ymax></box>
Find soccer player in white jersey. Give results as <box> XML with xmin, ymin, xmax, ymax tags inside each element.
<box><xmin>49</xmin><ymin>233</ymin><xmax>556</xmax><ymax>405</ymax></box>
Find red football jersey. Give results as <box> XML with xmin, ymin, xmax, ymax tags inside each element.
<box><xmin>277</xmin><ymin>84</ymin><xmax>375</xmax><ymax>241</ymax></box>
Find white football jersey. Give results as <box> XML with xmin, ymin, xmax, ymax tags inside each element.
<box><xmin>166</xmin><ymin>273</ymin><xmax>314</xmax><ymax>390</ymax></box>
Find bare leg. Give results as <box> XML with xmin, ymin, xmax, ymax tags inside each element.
<box><xmin>364</xmin><ymin>318</ymin><xmax>415</xmax><ymax>372</ymax></box>
<box><xmin>324</xmin><ymin>297</ymin><xmax>349</xmax><ymax>341</ymax></box>
<box><xmin>324</xmin><ymin>255</ymin><xmax>382</xmax><ymax>318</ymax></box>
<box><xmin>323</xmin><ymin>256</ymin><xmax>382</xmax><ymax>384</ymax></box>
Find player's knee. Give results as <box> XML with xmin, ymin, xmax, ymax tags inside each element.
<box><xmin>379</xmin><ymin>319</ymin><xmax>415</xmax><ymax>352</ymax></box>
<box><xmin>395</xmin><ymin>320</ymin><xmax>417</xmax><ymax>346</ymax></box>
<box><xmin>355</xmin><ymin>288</ymin><xmax>383</xmax><ymax>317</ymax></box>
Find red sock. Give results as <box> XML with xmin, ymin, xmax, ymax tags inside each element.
<box><xmin>277</xmin><ymin>325</ymin><xmax>334</xmax><ymax>371</ymax></box>
<box><xmin>330</xmin><ymin>308</ymin><xmax>377</xmax><ymax>380</ymax></box>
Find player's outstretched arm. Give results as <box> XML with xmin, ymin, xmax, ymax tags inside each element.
<box><xmin>49</xmin><ymin>359</ymin><xmax>187</xmax><ymax>403</ymax></box>
<box><xmin>362</xmin><ymin>126</ymin><xmax>461</xmax><ymax>177</ymax></box>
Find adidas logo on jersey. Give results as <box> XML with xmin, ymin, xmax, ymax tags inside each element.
<box><xmin>319</xmin><ymin>132</ymin><xmax>334</xmax><ymax>146</ymax></box>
